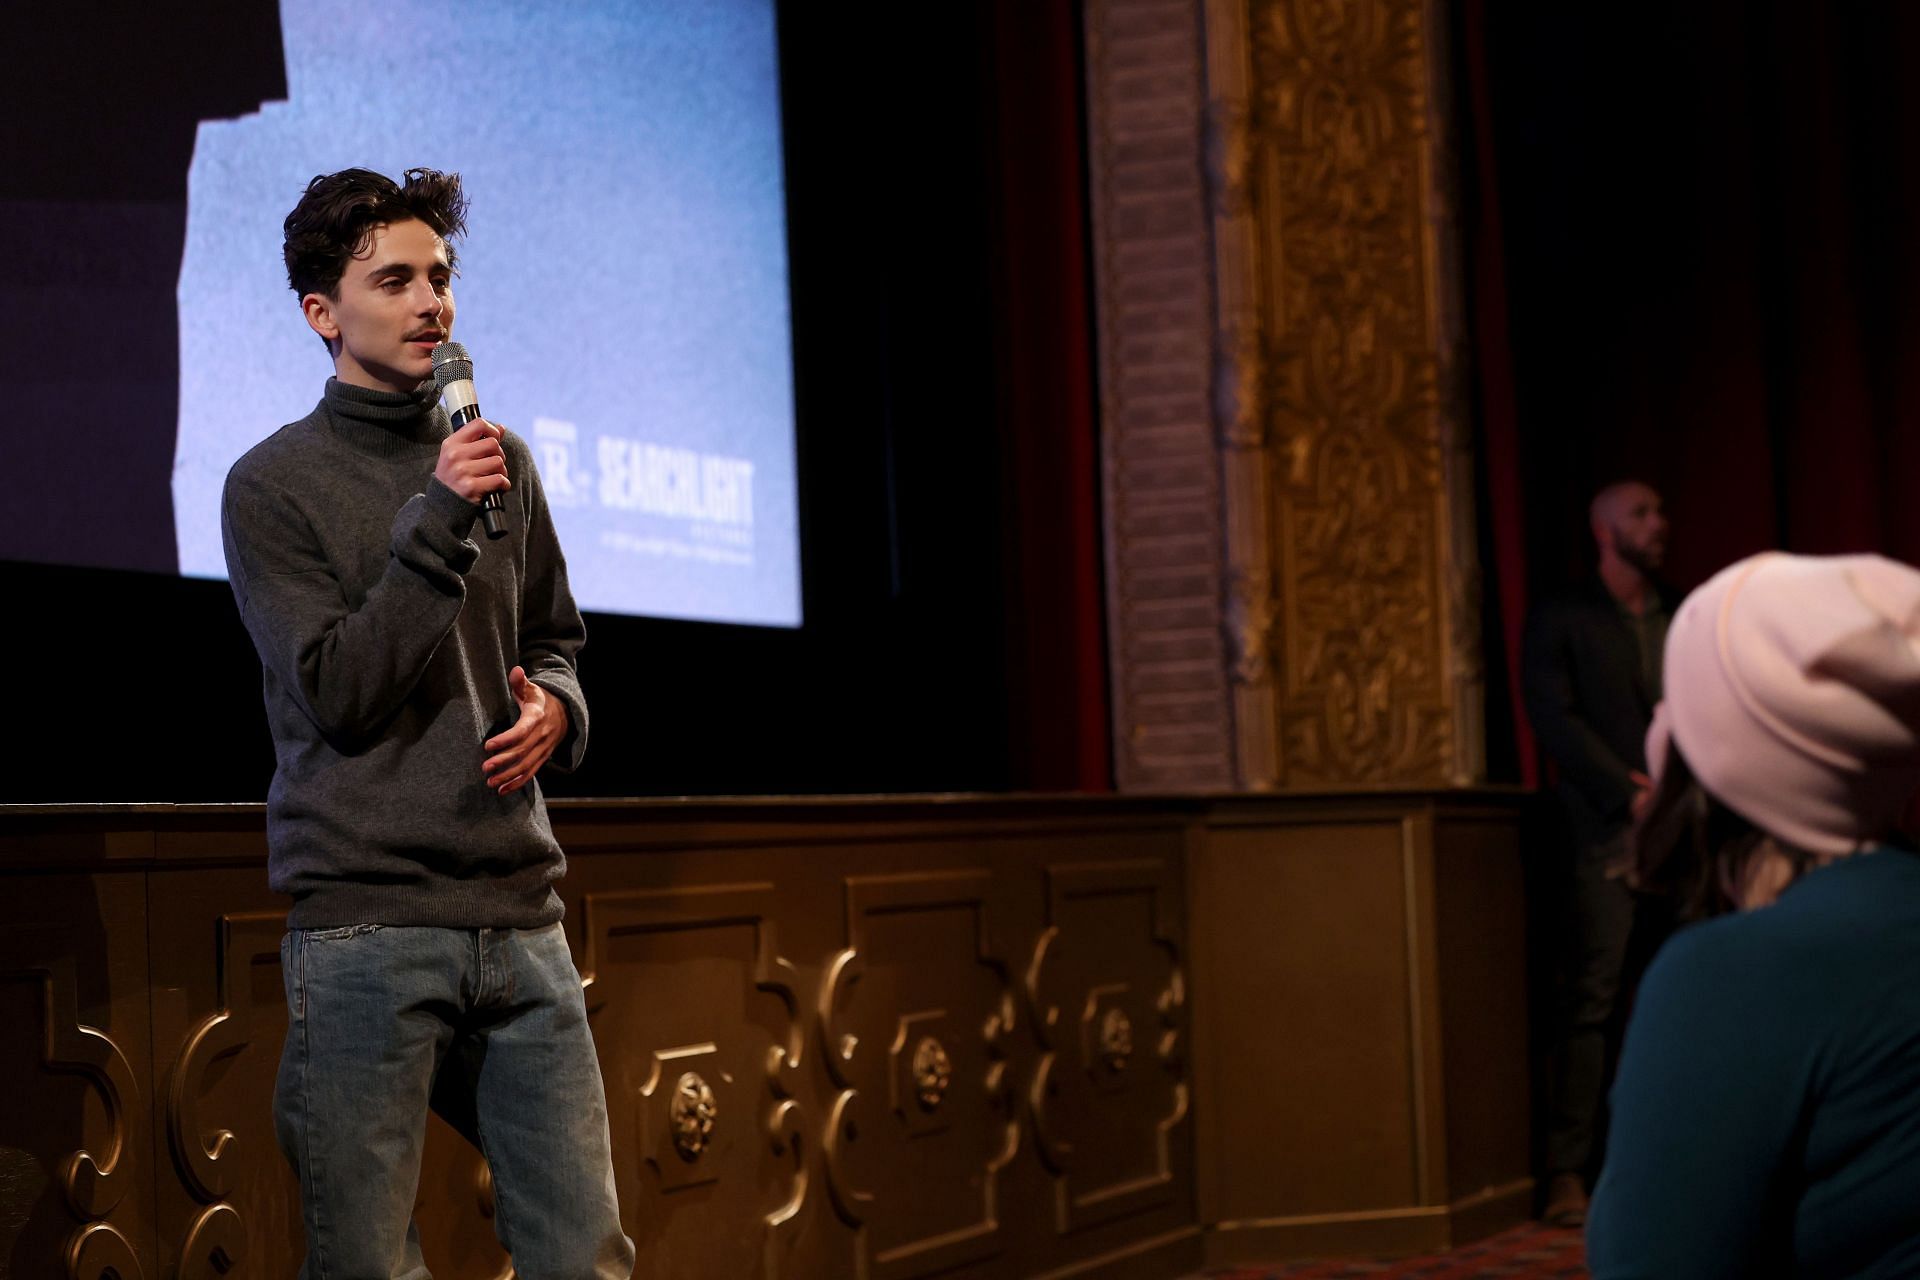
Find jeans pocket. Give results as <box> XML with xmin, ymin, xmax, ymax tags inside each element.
<box><xmin>306</xmin><ymin>923</ymin><xmax>386</xmax><ymax>942</ymax></box>
<box><xmin>281</xmin><ymin>931</ymin><xmax>304</xmax><ymax>1020</ymax></box>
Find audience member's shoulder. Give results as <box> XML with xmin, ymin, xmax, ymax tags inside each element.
<box><xmin>1653</xmin><ymin>850</ymin><xmax>1920</xmax><ymax>994</ymax></box>
<box><xmin>1627</xmin><ymin>910</ymin><xmax>1821</xmax><ymax>1054</ymax></box>
<box><xmin>1645</xmin><ymin>908</ymin><xmax>1777</xmax><ymax>989</ymax></box>
<box><xmin>1766</xmin><ymin>847</ymin><xmax>1920</xmax><ymax>938</ymax></box>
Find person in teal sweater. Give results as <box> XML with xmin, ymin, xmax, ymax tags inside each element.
<box><xmin>1587</xmin><ymin>553</ymin><xmax>1920</xmax><ymax>1278</ymax></box>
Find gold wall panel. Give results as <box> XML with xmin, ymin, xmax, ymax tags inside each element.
<box><xmin>1087</xmin><ymin>0</ymin><xmax>1485</xmax><ymax>789</ymax></box>
<box><xmin>1236</xmin><ymin>0</ymin><xmax>1482</xmax><ymax>787</ymax></box>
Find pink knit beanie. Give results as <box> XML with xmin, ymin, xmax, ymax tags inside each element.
<box><xmin>1658</xmin><ymin>552</ymin><xmax>1920</xmax><ymax>855</ymax></box>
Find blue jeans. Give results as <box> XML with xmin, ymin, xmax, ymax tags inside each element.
<box><xmin>275</xmin><ymin>922</ymin><xmax>634</xmax><ymax>1279</ymax></box>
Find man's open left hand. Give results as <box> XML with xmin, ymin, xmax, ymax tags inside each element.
<box><xmin>483</xmin><ymin>666</ymin><xmax>568</xmax><ymax>795</ymax></box>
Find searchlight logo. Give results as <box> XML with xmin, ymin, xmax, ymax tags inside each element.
<box><xmin>534</xmin><ymin>416</ymin><xmax>757</xmax><ymax>567</ymax></box>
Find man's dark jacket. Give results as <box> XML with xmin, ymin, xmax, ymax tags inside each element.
<box><xmin>1521</xmin><ymin>577</ymin><xmax>1676</xmax><ymax>839</ymax></box>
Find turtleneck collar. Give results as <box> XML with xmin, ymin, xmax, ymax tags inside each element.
<box><xmin>320</xmin><ymin>376</ymin><xmax>448</xmax><ymax>456</ymax></box>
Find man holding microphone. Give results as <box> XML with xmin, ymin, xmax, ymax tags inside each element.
<box><xmin>221</xmin><ymin>166</ymin><xmax>633</xmax><ymax>1277</ymax></box>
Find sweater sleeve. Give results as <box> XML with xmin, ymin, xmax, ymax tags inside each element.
<box><xmin>1586</xmin><ymin>925</ymin><xmax>1809</xmax><ymax>1279</ymax></box>
<box><xmin>511</xmin><ymin>438</ymin><xmax>589</xmax><ymax>772</ymax></box>
<box><xmin>222</xmin><ymin>462</ymin><xmax>481</xmax><ymax>744</ymax></box>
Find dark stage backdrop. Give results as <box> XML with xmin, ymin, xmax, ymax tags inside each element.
<box><xmin>1</xmin><ymin>2</ymin><xmax>1110</xmax><ymax>803</ymax></box>
<box><xmin>1460</xmin><ymin>0</ymin><xmax>1920</xmax><ymax>784</ymax></box>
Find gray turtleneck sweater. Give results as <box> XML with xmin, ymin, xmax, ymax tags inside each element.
<box><xmin>221</xmin><ymin>377</ymin><xmax>587</xmax><ymax>929</ymax></box>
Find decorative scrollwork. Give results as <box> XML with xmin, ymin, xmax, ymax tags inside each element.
<box><xmin>826</xmin><ymin>869</ymin><xmax>1019</xmax><ymax>1276</ymax></box>
<box><xmin>1027</xmin><ymin>859</ymin><xmax>1191</xmax><ymax>1231</ymax></box>
<box><xmin>1233</xmin><ymin>0</ymin><xmax>1478</xmax><ymax>785</ymax></box>
<box><xmin>0</xmin><ymin>924</ymin><xmax>141</xmax><ymax>1264</ymax></box>
<box><xmin>163</xmin><ymin>911</ymin><xmax>288</xmax><ymax>1274</ymax></box>
<box><xmin>176</xmin><ymin>1203</ymin><xmax>244</xmax><ymax>1280</ymax></box>
<box><xmin>66</xmin><ymin>1220</ymin><xmax>147</xmax><ymax>1280</ymax></box>
<box><xmin>910</xmin><ymin>1037</ymin><xmax>952</xmax><ymax>1111</ymax></box>
<box><xmin>581</xmin><ymin>881</ymin><xmax>809</xmax><ymax>1252</ymax></box>
<box><xmin>1098</xmin><ymin>1007</ymin><xmax>1134</xmax><ymax>1074</ymax></box>
<box><xmin>671</xmin><ymin>1072</ymin><xmax>719</xmax><ymax>1160</ymax></box>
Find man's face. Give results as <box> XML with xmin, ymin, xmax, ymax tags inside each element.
<box><xmin>1605</xmin><ymin>483</ymin><xmax>1668</xmax><ymax>573</ymax></box>
<box><xmin>302</xmin><ymin>217</ymin><xmax>454</xmax><ymax>393</ymax></box>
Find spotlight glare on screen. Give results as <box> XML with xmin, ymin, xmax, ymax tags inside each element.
<box><xmin>171</xmin><ymin>0</ymin><xmax>800</xmax><ymax>627</ymax></box>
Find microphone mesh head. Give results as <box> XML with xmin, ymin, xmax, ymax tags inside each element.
<box><xmin>430</xmin><ymin>341</ymin><xmax>473</xmax><ymax>388</ymax></box>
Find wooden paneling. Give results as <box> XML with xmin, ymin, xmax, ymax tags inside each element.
<box><xmin>824</xmin><ymin>865</ymin><xmax>1019</xmax><ymax>1279</ymax></box>
<box><xmin>1194</xmin><ymin>817</ymin><xmax>1417</xmax><ymax>1219</ymax></box>
<box><xmin>150</xmin><ymin>876</ymin><xmax>293</xmax><ymax>1279</ymax></box>
<box><xmin>1192</xmin><ymin>795</ymin><xmax>1531</xmax><ymax>1263</ymax></box>
<box><xmin>145</xmin><ymin>856</ymin><xmax>513</xmax><ymax>1279</ymax></box>
<box><xmin>1028</xmin><ymin>855</ymin><xmax>1190</xmax><ymax>1235</ymax></box>
<box><xmin>0</xmin><ymin>870</ymin><xmax>155</xmax><ymax>1278</ymax></box>
<box><xmin>1431</xmin><ymin>816</ymin><xmax>1531</xmax><ymax>1209</ymax></box>
<box><xmin>577</xmin><ymin>872</ymin><xmax>808</xmax><ymax>1279</ymax></box>
<box><xmin>0</xmin><ymin>792</ymin><xmax>1526</xmax><ymax>1276</ymax></box>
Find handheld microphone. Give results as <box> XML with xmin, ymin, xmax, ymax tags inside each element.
<box><xmin>430</xmin><ymin>341</ymin><xmax>509</xmax><ymax>540</ymax></box>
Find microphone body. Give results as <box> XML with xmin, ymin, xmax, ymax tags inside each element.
<box><xmin>430</xmin><ymin>341</ymin><xmax>509</xmax><ymax>540</ymax></box>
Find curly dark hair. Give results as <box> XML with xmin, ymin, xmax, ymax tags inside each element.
<box><xmin>282</xmin><ymin>167</ymin><xmax>469</xmax><ymax>299</ymax></box>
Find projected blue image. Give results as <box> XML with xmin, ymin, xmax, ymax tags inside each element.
<box><xmin>172</xmin><ymin>0</ymin><xmax>800</xmax><ymax>626</ymax></box>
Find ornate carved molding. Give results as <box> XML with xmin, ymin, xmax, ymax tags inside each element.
<box><xmin>580</xmin><ymin>882</ymin><xmax>806</xmax><ymax>1276</ymax></box>
<box><xmin>820</xmin><ymin>870</ymin><xmax>1019</xmax><ymax>1280</ymax></box>
<box><xmin>670</xmin><ymin>1071</ymin><xmax>719</xmax><ymax>1161</ymax></box>
<box><xmin>0</xmin><ymin>926</ymin><xmax>145</xmax><ymax>1278</ymax></box>
<box><xmin>638</xmin><ymin>1043</ymin><xmax>727</xmax><ymax>1189</ymax></box>
<box><xmin>166</xmin><ymin>910</ymin><xmax>287</xmax><ymax>1278</ymax></box>
<box><xmin>176</xmin><ymin>1204</ymin><xmax>245</xmax><ymax>1280</ymax></box>
<box><xmin>1096</xmin><ymin>1002</ymin><xmax>1135</xmax><ymax>1075</ymax></box>
<box><xmin>910</xmin><ymin>1036</ymin><xmax>952</xmax><ymax>1111</ymax></box>
<box><xmin>1230</xmin><ymin>0</ymin><xmax>1483</xmax><ymax>785</ymax></box>
<box><xmin>1025</xmin><ymin>860</ymin><xmax>1189</xmax><ymax>1233</ymax></box>
<box><xmin>1091</xmin><ymin>0</ymin><xmax>1486</xmax><ymax>789</ymax></box>
<box><xmin>66</xmin><ymin>1221</ymin><xmax>147</xmax><ymax>1280</ymax></box>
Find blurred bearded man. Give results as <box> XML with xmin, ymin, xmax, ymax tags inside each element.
<box><xmin>1521</xmin><ymin>479</ymin><xmax>1674</xmax><ymax>1227</ymax></box>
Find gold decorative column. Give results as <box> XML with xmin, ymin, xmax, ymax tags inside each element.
<box><xmin>1089</xmin><ymin>5</ymin><xmax>1527</xmax><ymax>1262</ymax></box>
<box><xmin>1088</xmin><ymin>0</ymin><xmax>1485</xmax><ymax>790</ymax></box>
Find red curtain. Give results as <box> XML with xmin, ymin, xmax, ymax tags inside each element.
<box><xmin>1460</xmin><ymin>0</ymin><xmax>1920</xmax><ymax>783</ymax></box>
<box><xmin>988</xmin><ymin>0</ymin><xmax>1113</xmax><ymax>791</ymax></box>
